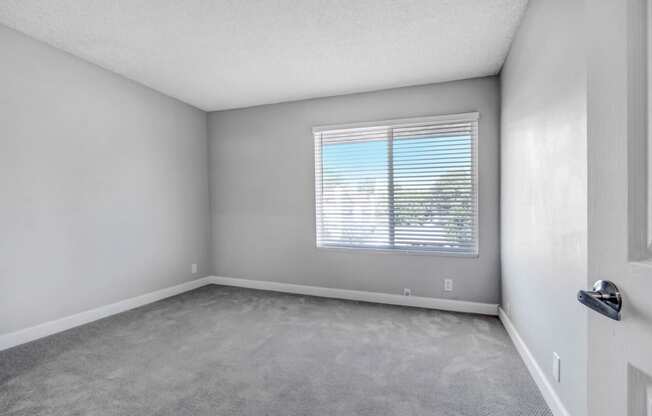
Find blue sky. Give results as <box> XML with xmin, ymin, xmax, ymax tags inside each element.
<box><xmin>322</xmin><ymin>136</ymin><xmax>472</xmax><ymax>181</ymax></box>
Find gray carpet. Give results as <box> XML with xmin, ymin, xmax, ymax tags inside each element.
<box><xmin>1</xmin><ymin>285</ymin><xmax>552</xmax><ymax>416</ymax></box>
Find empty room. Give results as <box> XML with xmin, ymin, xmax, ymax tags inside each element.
<box><xmin>1</xmin><ymin>1</ymin><xmax>651</xmax><ymax>415</ymax></box>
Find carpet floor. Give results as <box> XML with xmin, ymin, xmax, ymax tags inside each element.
<box><xmin>1</xmin><ymin>285</ymin><xmax>552</xmax><ymax>416</ymax></box>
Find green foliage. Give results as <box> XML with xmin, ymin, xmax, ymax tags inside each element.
<box><xmin>394</xmin><ymin>172</ymin><xmax>473</xmax><ymax>247</ymax></box>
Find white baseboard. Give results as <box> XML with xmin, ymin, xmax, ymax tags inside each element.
<box><xmin>0</xmin><ymin>275</ymin><xmax>497</xmax><ymax>352</ymax></box>
<box><xmin>0</xmin><ymin>276</ymin><xmax>214</xmax><ymax>352</ymax></box>
<box><xmin>210</xmin><ymin>276</ymin><xmax>498</xmax><ymax>316</ymax></box>
<box><xmin>498</xmin><ymin>307</ymin><xmax>570</xmax><ymax>416</ymax></box>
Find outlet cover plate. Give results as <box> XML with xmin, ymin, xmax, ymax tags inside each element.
<box><xmin>552</xmin><ymin>352</ymin><xmax>561</xmax><ymax>382</ymax></box>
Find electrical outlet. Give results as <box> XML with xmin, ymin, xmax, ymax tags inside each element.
<box><xmin>191</xmin><ymin>263</ymin><xmax>198</xmax><ymax>274</ymax></box>
<box><xmin>444</xmin><ymin>279</ymin><xmax>453</xmax><ymax>292</ymax></box>
<box><xmin>403</xmin><ymin>288</ymin><xmax>412</xmax><ymax>296</ymax></box>
<box><xmin>552</xmin><ymin>352</ymin><xmax>561</xmax><ymax>382</ymax></box>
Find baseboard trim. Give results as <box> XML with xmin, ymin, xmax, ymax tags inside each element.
<box><xmin>0</xmin><ymin>276</ymin><xmax>214</xmax><ymax>352</ymax></box>
<box><xmin>0</xmin><ymin>275</ymin><xmax>498</xmax><ymax>352</ymax></box>
<box><xmin>210</xmin><ymin>276</ymin><xmax>498</xmax><ymax>316</ymax></box>
<box><xmin>498</xmin><ymin>307</ymin><xmax>571</xmax><ymax>416</ymax></box>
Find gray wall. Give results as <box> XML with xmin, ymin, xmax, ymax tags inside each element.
<box><xmin>208</xmin><ymin>77</ymin><xmax>500</xmax><ymax>303</ymax></box>
<box><xmin>0</xmin><ymin>25</ymin><xmax>211</xmax><ymax>335</ymax></box>
<box><xmin>500</xmin><ymin>0</ymin><xmax>587</xmax><ymax>415</ymax></box>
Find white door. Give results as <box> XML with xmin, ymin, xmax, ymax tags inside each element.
<box><xmin>587</xmin><ymin>1</ymin><xmax>652</xmax><ymax>415</ymax></box>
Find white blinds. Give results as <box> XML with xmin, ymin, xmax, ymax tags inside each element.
<box><xmin>313</xmin><ymin>113</ymin><xmax>478</xmax><ymax>255</ymax></box>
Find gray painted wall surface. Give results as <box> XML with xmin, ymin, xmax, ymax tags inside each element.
<box><xmin>208</xmin><ymin>77</ymin><xmax>500</xmax><ymax>303</ymax></box>
<box><xmin>0</xmin><ymin>25</ymin><xmax>211</xmax><ymax>335</ymax></box>
<box><xmin>500</xmin><ymin>0</ymin><xmax>587</xmax><ymax>415</ymax></box>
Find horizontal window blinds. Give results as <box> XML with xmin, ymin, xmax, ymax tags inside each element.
<box><xmin>313</xmin><ymin>113</ymin><xmax>478</xmax><ymax>255</ymax></box>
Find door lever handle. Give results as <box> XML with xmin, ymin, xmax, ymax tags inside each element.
<box><xmin>577</xmin><ymin>280</ymin><xmax>622</xmax><ymax>321</ymax></box>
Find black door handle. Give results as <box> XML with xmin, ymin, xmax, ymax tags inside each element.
<box><xmin>577</xmin><ymin>280</ymin><xmax>622</xmax><ymax>321</ymax></box>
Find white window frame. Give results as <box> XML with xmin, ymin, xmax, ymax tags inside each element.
<box><xmin>312</xmin><ymin>112</ymin><xmax>480</xmax><ymax>257</ymax></box>
<box><xmin>647</xmin><ymin>0</ymin><xmax>652</xmax><ymax>255</ymax></box>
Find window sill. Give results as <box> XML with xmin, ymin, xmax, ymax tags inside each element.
<box><xmin>316</xmin><ymin>245</ymin><xmax>479</xmax><ymax>258</ymax></box>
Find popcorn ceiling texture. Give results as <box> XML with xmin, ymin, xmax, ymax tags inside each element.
<box><xmin>0</xmin><ymin>0</ymin><xmax>528</xmax><ymax>111</ymax></box>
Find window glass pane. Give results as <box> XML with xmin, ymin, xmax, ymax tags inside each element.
<box><xmin>320</xmin><ymin>139</ymin><xmax>390</xmax><ymax>248</ymax></box>
<box><xmin>393</xmin><ymin>134</ymin><xmax>474</xmax><ymax>252</ymax></box>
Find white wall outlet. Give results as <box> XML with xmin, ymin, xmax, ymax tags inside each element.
<box><xmin>191</xmin><ymin>263</ymin><xmax>198</xmax><ymax>274</ymax></box>
<box><xmin>444</xmin><ymin>279</ymin><xmax>453</xmax><ymax>292</ymax></box>
<box><xmin>552</xmin><ymin>352</ymin><xmax>561</xmax><ymax>382</ymax></box>
<box><xmin>403</xmin><ymin>288</ymin><xmax>412</xmax><ymax>296</ymax></box>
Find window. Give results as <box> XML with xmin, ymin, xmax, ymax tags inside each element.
<box><xmin>313</xmin><ymin>112</ymin><xmax>478</xmax><ymax>255</ymax></box>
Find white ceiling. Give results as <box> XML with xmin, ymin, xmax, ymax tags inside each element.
<box><xmin>0</xmin><ymin>0</ymin><xmax>528</xmax><ymax>111</ymax></box>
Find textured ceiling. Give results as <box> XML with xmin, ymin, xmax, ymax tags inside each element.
<box><xmin>0</xmin><ymin>1</ymin><xmax>528</xmax><ymax>111</ymax></box>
